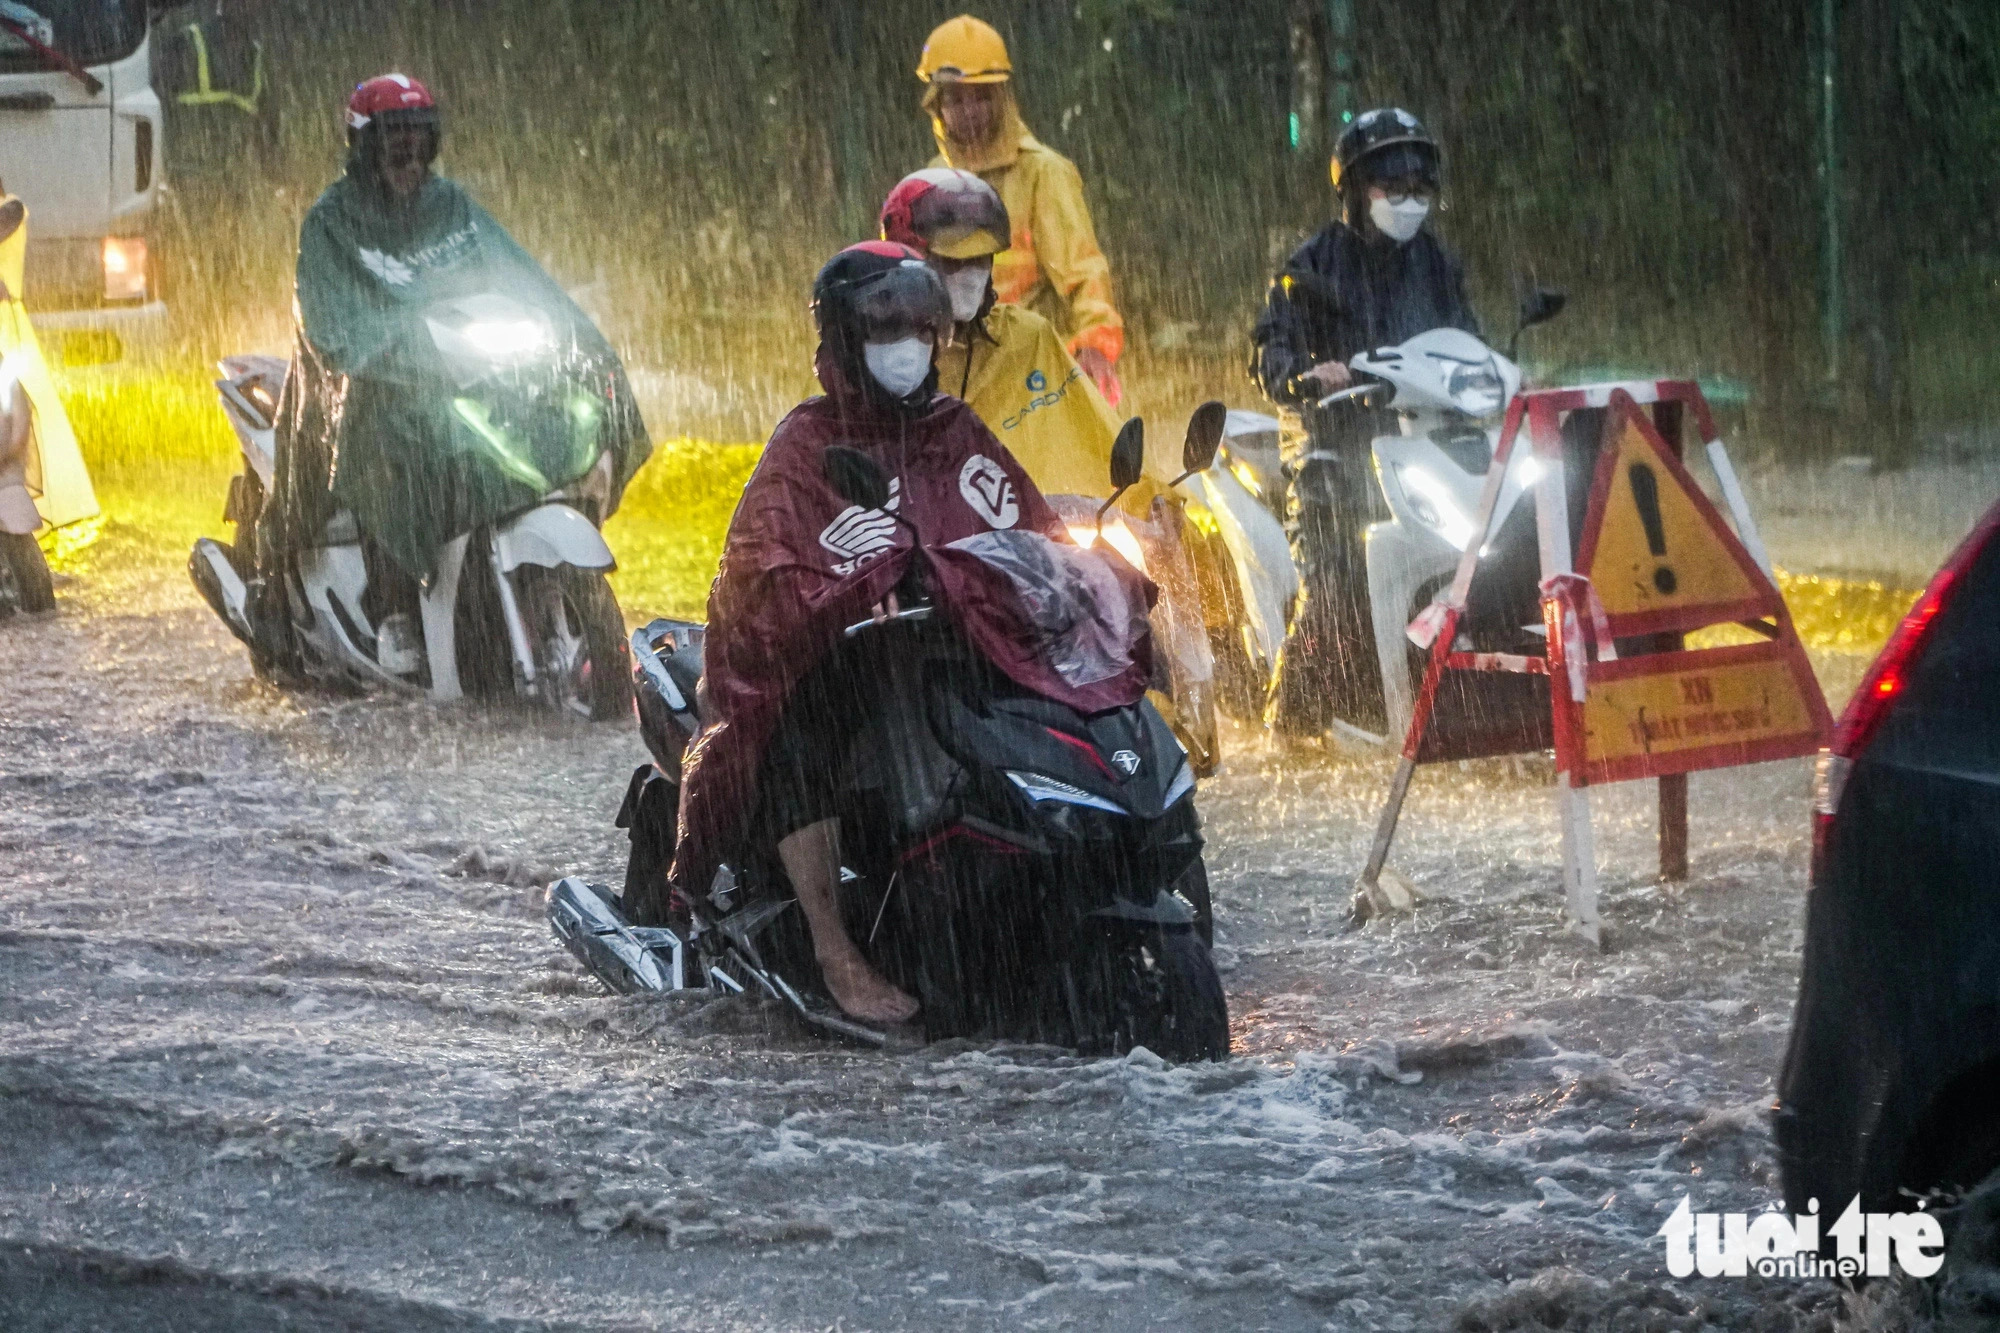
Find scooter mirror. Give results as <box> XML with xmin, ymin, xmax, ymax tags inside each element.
<box><xmin>1177</xmin><ymin>400</ymin><xmax>1227</xmax><ymax>482</ymax></box>
<box><xmin>1095</xmin><ymin>418</ymin><xmax>1146</xmax><ymax>535</ymax></box>
<box><xmin>1109</xmin><ymin>418</ymin><xmax>1145</xmax><ymax>492</ymax></box>
<box><xmin>1517</xmin><ymin>287</ymin><xmax>1567</xmax><ymax>332</ymax></box>
<box><xmin>1509</xmin><ymin>287</ymin><xmax>1567</xmax><ymax>359</ymax></box>
<box><xmin>0</xmin><ymin>199</ymin><xmax>21</xmax><ymax>246</ymax></box>
<box><xmin>824</xmin><ymin>445</ymin><xmax>891</xmax><ymax>510</ymax></box>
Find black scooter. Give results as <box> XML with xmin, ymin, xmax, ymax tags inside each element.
<box><xmin>550</xmin><ymin>410</ymin><xmax>1232</xmax><ymax>1061</ymax></box>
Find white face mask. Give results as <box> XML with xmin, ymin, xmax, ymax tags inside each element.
<box><xmin>943</xmin><ymin>267</ymin><xmax>991</xmax><ymax>323</ymax></box>
<box><xmin>1370</xmin><ymin>195</ymin><xmax>1431</xmax><ymax>243</ymax></box>
<box><xmin>863</xmin><ymin>336</ymin><xmax>932</xmax><ymax>398</ymax></box>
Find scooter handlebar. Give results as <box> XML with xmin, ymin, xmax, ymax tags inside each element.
<box><xmin>843</xmin><ymin>604</ymin><xmax>935</xmax><ymax>638</ymax></box>
<box><xmin>1315</xmin><ymin>381</ymin><xmax>1388</xmax><ymax>411</ymax></box>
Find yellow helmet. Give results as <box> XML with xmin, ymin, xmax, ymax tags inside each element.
<box><xmin>917</xmin><ymin>15</ymin><xmax>1012</xmax><ymax>85</ymax></box>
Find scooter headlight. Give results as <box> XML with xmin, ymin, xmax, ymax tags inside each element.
<box><xmin>1393</xmin><ymin>463</ymin><xmax>1479</xmax><ymax>552</ymax></box>
<box><xmin>1446</xmin><ymin>360</ymin><xmax>1505</xmax><ymax>417</ymax></box>
<box><xmin>459</xmin><ymin>318</ymin><xmax>549</xmax><ymax>359</ymax></box>
<box><xmin>425</xmin><ymin>294</ymin><xmax>557</xmax><ymax>385</ymax></box>
<box><xmin>1063</xmin><ymin>516</ymin><xmax>1147</xmax><ymax>574</ymax></box>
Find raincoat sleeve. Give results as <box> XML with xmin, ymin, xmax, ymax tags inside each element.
<box><xmin>1028</xmin><ymin>154</ymin><xmax>1126</xmax><ymax>366</ymax></box>
<box><xmin>462</xmin><ymin>200</ymin><xmax>653</xmax><ymax>489</ymax></box>
<box><xmin>465</xmin><ymin>202</ymin><xmax>602</xmax><ymax>348</ymax></box>
<box><xmin>668</xmin><ymin>413</ymin><xmax>915</xmax><ymax>898</ymax></box>
<box><xmin>721</xmin><ymin>447</ymin><xmax>910</xmax><ymax>646</ymax></box>
<box><xmin>293</xmin><ymin>203</ymin><xmax>408</xmax><ymax>383</ymax></box>
<box><xmin>1249</xmin><ymin>268</ymin><xmax>1322</xmax><ymax>408</ymax></box>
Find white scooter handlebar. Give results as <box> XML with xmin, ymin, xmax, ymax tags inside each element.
<box><xmin>1315</xmin><ymin>381</ymin><xmax>1389</xmax><ymax>411</ymax></box>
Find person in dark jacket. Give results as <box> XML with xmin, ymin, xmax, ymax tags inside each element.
<box><xmin>1249</xmin><ymin>107</ymin><xmax>1480</xmax><ymax>739</ymax></box>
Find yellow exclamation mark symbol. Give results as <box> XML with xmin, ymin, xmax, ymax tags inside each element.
<box><xmin>1627</xmin><ymin>463</ymin><xmax>1676</xmax><ymax>595</ymax></box>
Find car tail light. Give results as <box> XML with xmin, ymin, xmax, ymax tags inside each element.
<box><xmin>103</xmin><ymin>236</ymin><xmax>147</xmax><ymax>302</ymax></box>
<box><xmin>1810</xmin><ymin>502</ymin><xmax>2000</xmax><ymax>876</ymax></box>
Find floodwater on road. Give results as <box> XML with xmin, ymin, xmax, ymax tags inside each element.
<box><xmin>0</xmin><ymin>510</ymin><xmax>1920</xmax><ymax>1332</ymax></box>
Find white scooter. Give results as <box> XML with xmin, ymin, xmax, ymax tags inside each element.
<box><xmin>190</xmin><ymin>293</ymin><xmax>634</xmax><ymax>719</ymax></box>
<box><xmin>1178</xmin><ymin>410</ymin><xmax>1298</xmax><ymax>721</ymax></box>
<box><xmin>1329</xmin><ymin>293</ymin><xmax>1568</xmax><ymax>739</ymax></box>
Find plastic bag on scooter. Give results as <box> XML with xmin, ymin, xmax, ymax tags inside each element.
<box><xmin>944</xmin><ymin>529</ymin><xmax>1150</xmax><ymax>688</ymax></box>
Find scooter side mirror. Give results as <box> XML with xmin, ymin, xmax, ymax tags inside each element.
<box><xmin>1096</xmin><ymin>417</ymin><xmax>1146</xmax><ymax>533</ymax></box>
<box><xmin>1518</xmin><ymin>287</ymin><xmax>1567</xmax><ymax>331</ymax></box>
<box><xmin>1508</xmin><ymin>287</ymin><xmax>1567</xmax><ymax>359</ymax></box>
<box><xmin>823</xmin><ymin>445</ymin><xmax>891</xmax><ymax>510</ymax></box>
<box><xmin>1169</xmin><ymin>400</ymin><xmax>1227</xmax><ymax>488</ymax></box>
<box><xmin>1109</xmin><ymin>417</ymin><xmax>1145</xmax><ymax>492</ymax></box>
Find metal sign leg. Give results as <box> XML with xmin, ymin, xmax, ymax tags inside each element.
<box><xmin>1559</xmin><ymin>779</ymin><xmax>1602</xmax><ymax>947</ymax></box>
<box><xmin>1353</xmin><ymin>755</ymin><xmax>1417</xmax><ymax>921</ymax></box>
<box><xmin>1659</xmin><ymin>773</ymin><xmax>1689</xmax><ymax>882</ymax></box>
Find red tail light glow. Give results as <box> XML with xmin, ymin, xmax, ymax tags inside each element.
<box><xmin>1811</xmin><ymin>502</ymin><xmax>2000</xmax><ymax>879</ymax></box>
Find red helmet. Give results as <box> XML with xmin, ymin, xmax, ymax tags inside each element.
<box><xmin>879</xmin><ymin>168</ymin><xmax>1010</xmax><ymax>261</ymax></box>
<box><xmin>346</xmin><ymin>73</ymin><xmax>438</xmax><ymax>135</ymax></box>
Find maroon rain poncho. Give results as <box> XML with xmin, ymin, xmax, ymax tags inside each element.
<box><xmin>669</xmin><ymin>351</ymin><xmax>1154</xmax><ymax>900</ymax></box>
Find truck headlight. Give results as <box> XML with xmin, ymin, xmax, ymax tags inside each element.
<box><xmin>103</xmin><ymin>237</ymin><xmax>147</xmax><ymax>303</ymax></box>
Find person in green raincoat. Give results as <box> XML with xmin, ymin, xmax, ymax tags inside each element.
<box><xmin>263</xmin><ymin>73</ymin><xmax>649</xmax><ymax>595</ymax></box>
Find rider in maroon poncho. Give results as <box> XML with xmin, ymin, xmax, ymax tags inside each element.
<box><xmin>669</xmin><ymin>242</ymin><xmax>1152</xmax><ymax>1025</ymax></box>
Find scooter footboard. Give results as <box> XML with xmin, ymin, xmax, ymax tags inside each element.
<box><xmin>546</xmin><ymin>876</ymin><xmax>689</xmax><ymax>993</ymax></box>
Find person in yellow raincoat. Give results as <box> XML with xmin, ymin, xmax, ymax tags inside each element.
<box><xmin>0</xmin><ymin>185</ymin><xmax>99</xmax><ymax>614</ymax></box>
<box><xmin>879</xmin><ymin>167</ymin><xmax>1220</xmax><ymax>772</ymax></box>
<box><xmin>917</xmin><ymin>14</ymin><xmax>1127</xmax><ymax>408</ymax></box>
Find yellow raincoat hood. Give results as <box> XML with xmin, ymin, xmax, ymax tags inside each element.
<box><xmin>925</xmin><ymin>82</ymin><xmax>1030</xmax><ymax>175</ymax></box>
<box><xmin>923</xmin><ymin>90</ymin><xmax>1126</xmax><ymax>364</ymax></box>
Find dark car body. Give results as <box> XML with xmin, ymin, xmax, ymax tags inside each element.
<box><xmin>1775</xmin><ymin>500</ymin><xmax>2000</xmax><ymax>1215</ymax></box>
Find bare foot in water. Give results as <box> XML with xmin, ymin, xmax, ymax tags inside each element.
<box><xmin>816</xmin><ymin>947</ymin><xmax>920</xmax><ymax>1026</ymax></box>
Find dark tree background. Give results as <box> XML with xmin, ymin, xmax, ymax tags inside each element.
<box><xmin>169</xmin><ymin>0</ymin><xmax>2000</xmax><ymax>455</ymax></box>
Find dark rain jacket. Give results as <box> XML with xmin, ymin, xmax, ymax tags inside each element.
<box><xmin>669</xmin><ymin>351</ymin><xmax>1155</xmax><ymax>900</ymax></box>
<box><xmin>269</xmin><ymin>169</ymin><xmax>649</xmax><ymax>576</ymax></box>
<box><xmin>1250</xmin><ymin>222</ymin><xmax>1480</xmax><ymax>410</ymax></box>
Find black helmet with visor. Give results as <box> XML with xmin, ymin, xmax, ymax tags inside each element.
<box><xmin>1334</xmin><ymin>107</ymin><xmax>1440</xmax><ymax>192</ymax></box>
<box><xmin>812</xmin><ymin>242</ymin><xmax>952</xmax><ymax>410</ymax></box>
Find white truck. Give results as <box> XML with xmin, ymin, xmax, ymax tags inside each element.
<box><xmin>0</xmin><ymin>1</ymin><xmax>163</xmax><ymax>338</ymax></box>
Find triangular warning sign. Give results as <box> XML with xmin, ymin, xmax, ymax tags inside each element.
<box><xmin>1576</xmin><ymin>390</ymin><xmax>1776</xmax><ymax>636</ymax></box>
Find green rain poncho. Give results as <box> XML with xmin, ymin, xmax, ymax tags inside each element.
<box><xmin>271</xmin><ymin>167</ymin><xmax>649</xmax><ymax>576</ymax></box>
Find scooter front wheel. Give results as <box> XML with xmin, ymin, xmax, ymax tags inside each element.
<box><xmin>1071</xmin><ymin>925</ymin><xmax>1231</xmax><ymax>1064</ymax></box>
<box><xmin>518</xmin><ymin>567</ymin><xmax>634</xmax><ymax>722</ymax></box>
